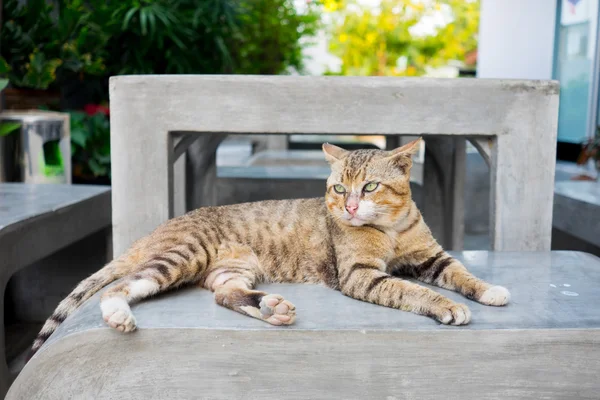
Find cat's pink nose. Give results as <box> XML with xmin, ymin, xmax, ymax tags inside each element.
<box><xmin>345</xmin><ymin>204</ymin><xmax>358</xmax><ymax>215</ymax></box>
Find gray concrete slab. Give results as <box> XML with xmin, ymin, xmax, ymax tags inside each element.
<box><xmin>0</xmin><ymin>183</ymin><xmax>111</xmax><ymax>276</ymax></box>
<box><xmin>553</xmin><ymin>181</ymin><xmax>600</xmax><ymax>248</ymax></box>
<box><xmin>0</xmin><ymin>183</ymin><xmax>112</xmax><ymax>398</ymax></box>
<box><xmin>110</xmin><ymin>76</ymin><xmax>559</xmax><ymax>256</ymax></box>
<box><xmin>0</xmin><ymin>183</ymin><xmax>108</xmax><ymax>230</ymax></box>
<box><xmin>10</xmin><ymin>251</ymin><xmax>600</xmax><ymax>399</ymax></box>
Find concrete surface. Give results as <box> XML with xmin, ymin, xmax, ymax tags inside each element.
<box><xmin>109</xmin><ymin>75</ymin><xmax>559</xmax><ymax>256</ymax></box>
<box><xmin>6</xmin><ymin>229</ymin><xmax>111</xmax><ymax>322</ymax></box>
<box><xmin>0</xmin><ymin>183</ymin><xmax>112</xmax><ymax>398</ymax></box>
<box><xmin>5</xmin><ymin>229</ymin><xmax>111</xmax><ymax>386</ymax></box>
<box><xmin>553</xmin><ymin>181</ymin><xmax>600</xmax><ymax>249</ymax></box>
<box><xmin>10</xmin><ymin>251</ymin><xmax>600</xmax><ymax>399</ymax></box>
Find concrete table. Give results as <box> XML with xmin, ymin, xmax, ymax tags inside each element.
<box><xmin>0</xmin><ymin>183</ymin><xmax>111</xmax><ymax>398</ymax></box>
<box><xmin>11</xmin><ymin>251</ymin><xmax>600</xmax><ymax>399</ymax></box>
<box><xmin>553</xmin><ymin>181</ymin><xmax>600</xmax><ymax>248</ymax></box>
<box><xmin>109</xmin><ymin>76</ymin><xmax>559</xmax><ymax>257</ymax></box>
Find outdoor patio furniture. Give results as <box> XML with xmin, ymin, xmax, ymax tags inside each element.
<box><xmin>214</xmin><ymin>149</ymin><xmax>424</xmax><ymax>206</ymax></box>
<box><xmin>107</xmin><ymin>75</ymin><xmax>559</xmax><ymax>258</ymax></box>
<box><xmin>553</xmin><ymin>181</ymin><xmax>600</xmax><ymax>249</ymax></box>
<box><xmin>0</xmin><ymin>183</ymin><xmax>111</xmax><ymax>398</ymax></box>
<box><xmin>11</xmin><ymin>251</ymin><xmax>600</xmax><ymax>399</ymax></box>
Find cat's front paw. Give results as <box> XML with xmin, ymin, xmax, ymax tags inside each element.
<box><xmin>478</xmin><ymin>286</ymin><xmax>511</xmax><ymax>306</ymax></box>
<box><xmin>435</xmin><ymin>303</ymin><xmax>471</xmax><ymax>326</ymax></box>
<box><xmin>101</xmin><ymin>298</ymin><xmax>137</xmax><ymax>333</ymax></box>
<box><xmin>259</xmin><ymin>294</ymin><xmax>296</xmax><ymax>326</ymax></box>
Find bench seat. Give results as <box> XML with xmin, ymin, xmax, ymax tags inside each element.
<box><xmin>9</xmin><ymin>251</ymin><xmax>600</xmax><ymax>399</ymax></box>
<box><xmin>553</xmin><ymin>181</ymin><xmax>600</xmax><ymax>249</ymax></box>
<box><xmin>0</xmin><ymin>183</ymin><xmax>111</xmax><ymax>397</ymax></box>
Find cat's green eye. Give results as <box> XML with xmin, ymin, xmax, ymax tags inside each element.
<box><xmin>333</xmin><ymin>184</ymin><xmax>346</xmax><ymax>194</ymax></box>
<box><xmin>364</xmin><ymin>182</ymin><xmax>379</xmax><ymax>192</ymax></box>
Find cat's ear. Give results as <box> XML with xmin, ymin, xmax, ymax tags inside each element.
<box><xmin>389</xmin><ymin>137</ymin><xmax>422</xmax><ymax>157</ymax></box>
<box><xmin>385</xmin><ymin>137</ymin><xmax>422</xmax><ymax>171</ymax></box>
<box><xmin>322</xmin><ymin>143</ymin><xmax>349</xmax><ymax>164</ymax></box>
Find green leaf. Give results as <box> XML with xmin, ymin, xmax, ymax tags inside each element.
<box><xmin>169</xmin><ymin>33</ymin><xmax>186</xmax><ymax>50</ymax></box>
<box><xmin>122</xmin><ymin>7</ymin><xmax>138</xmax><ymax>30</ymax></box>
<box><xmin>93</xmin><ymin>150</ymin><xmax>111</xmax><ymax>164</ymax></box>
<box><xmin>21</xmin><ymin>51</ymin><xmax>62</xmax><ymax>90</ymax></box>
<box><xmin>0</xmin><ymin>57</ymin><xmax>10</xmax><ymax>75</ymax></box>
<box><xmin>140</xmin><ymin>7</ymin><xmax>148</xmax><ymax>36</ymax></box>
<box><xmin>70</xmin><ymin>110</ymin><xmax>87</xmax><ymax>120</ymax></box>
<box><xmin>0</xmin><ymin>79</ymin><xmax>8</xmax><ymax>91</ymax></box>
<box><xmin>0</xmin><ymin>122</ymin><xmax>21</xmax><ymax>137</ymax></box>
<box><xmin>147</xmin><ymin>9</ymin><xmax>157</xmax><ymax>38</ymax></box>
<box><xmin>70</xmin><ymin>127</ymin><xmax>88</xmax><ymax>148</ymax></box>
<box><xmin>88</xmin><ymin>158</ymin><xmax>107</xmax><ymax>176</ymax></box>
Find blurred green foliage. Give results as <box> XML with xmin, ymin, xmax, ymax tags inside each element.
<box><xmin>0</xmin><ymin>0</ymin><xmax>321</xmax><ymax>92</ymax></box>
<box><xmin>70</xmin><ymin>109</ymin><xmax>111</xmax><ymax>179</ymax></box>
<box><xmin>0</xmin><ymin>79</ymin><xmax>21</xmax><ymax>136</ymax></box>
<box><xmin>231</xmin><ymin>0</ymin><xmax>320</xmax><ymax>74</ymax></box>
<box><xmin>0</xmin><ymin>0</ymin><xmax>320</xmax><ymax>182</ymax></box>
<box><xmin>0</xmin><ymin>0</ymin><xmax>107</xmax><ymax>89</ymax></box>
<box><xmin>325</xmin><ymin>0</ymin><xmax>479</xmax><ymax>76</ymax></box>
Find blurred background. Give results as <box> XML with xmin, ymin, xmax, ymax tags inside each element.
<box><xmin>1</xmin><ymin>0</ymin><xmax>598</xmax><ymax>181</ymax></box>
<box><xmin>1</xmin><ymin>0</ymin><xmax>597</xmax><ymax>172</ymax></box>
<box><xmin>0</xmin><ymin>0</ymin><xmax>482</xmax><ymax>184</ymax></box>
<box><xmin>1</xmin><ymin>0</ymin><xmax>599</xmax><ymax>269</ymax></box>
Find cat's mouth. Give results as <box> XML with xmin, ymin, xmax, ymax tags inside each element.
<box><xmin>349</xmin><ymin>218</ymin><xmax>367</xmax><ymax>226</ymax></box>
<box><xmin>343</xmin><ymin>215</ymin><xmax>368</xmax><ymax>226</ymax></box>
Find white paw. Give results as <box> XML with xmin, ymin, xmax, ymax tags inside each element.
<box><xmin>479</xmin><ymin>286</ymin><xmax>511</xmax><ymax>306</ymax></box>
<box><xmin>259</xmin><ymin>294</ymin><xmax>297</xmax><ymax>326</ymax></box>
<box><xmin>101</xmin><ymin>297</ymin><xmax>137</xmax><ymax>333</ymax></box>
<box><xmin>438</xmin><ymin>303</ymin><xmax>471</xmax><ymax>326</ymax></box>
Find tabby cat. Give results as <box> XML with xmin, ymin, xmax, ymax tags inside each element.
<box><xmin>30</xmin><ymin>138</ymin><xmax>510</xmax><ymax>357</ymax></box>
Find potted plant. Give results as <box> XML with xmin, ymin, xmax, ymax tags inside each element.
<box><xmin>574</xmin><ymin>129</ymin><xmax>600</xmax><ymax>181</ymax></box>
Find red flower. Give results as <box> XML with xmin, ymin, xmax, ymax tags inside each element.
<box><xmin>84</xmin><ymin>104</ymin><xmax>110</xmax><ymax>117</ymax></box>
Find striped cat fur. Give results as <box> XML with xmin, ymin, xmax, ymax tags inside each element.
<box><xmin>29</xmin><ymin>138</ymin><xmax>510</xmax><ymax>358</ymax></box>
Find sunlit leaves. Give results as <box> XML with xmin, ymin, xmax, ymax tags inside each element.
<box><xmin>326</xmin><ymin>0</ymin><xmax>480</xmax><ymax>76</ymax></box>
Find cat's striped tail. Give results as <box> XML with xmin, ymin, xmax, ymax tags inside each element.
<box><xmin>28</xmin><ymin>259</ymin><xmax>127</xmax><ymax>360</ymax></box>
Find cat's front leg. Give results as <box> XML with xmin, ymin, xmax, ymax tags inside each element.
<box><xmin>338</xmin><ymin>259</ymin><xmax>471</xmax><ymax>325</ymax></box>
<box><xmin>391</xmin><ymin>248</ymin><xmax>510</xmax><ymax>306</ymax></box>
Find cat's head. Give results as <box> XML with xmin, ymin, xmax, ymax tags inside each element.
<box><xmin>322</xmin><ymin>138</ymin><xmax>421</xmax><ymax>228</ymax></box>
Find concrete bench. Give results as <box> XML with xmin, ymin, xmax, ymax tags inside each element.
<box><xmin>0</xmin><ymin>183</ymin><xmax>111</xmax><ymax>397</ymax></box>
<box><xmin>9</xmin><ymin>251</ymin><xmax>600</xmax><ymax>399</ymax></box>
<box><xmin>553</xmin><ymin>181</ymin><xmax>600</xmax><ymax>250</ymax></box>
<box><xmin>109</xmin><ymin>76</ymin><xmax>559</xmax><ymax>256</ymax></box>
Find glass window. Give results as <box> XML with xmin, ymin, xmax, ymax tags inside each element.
<box><xmin>554</xmin><ymin>0</ymin><xmax>599</xmax><ymax>144</ymax></box>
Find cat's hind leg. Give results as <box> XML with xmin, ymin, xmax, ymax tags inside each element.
<box><xmin>206</xmin><ymin>243</ymin><xmax>296</xmax><ymax>326</ymax></box>
<box><xmin>100</xmin><ymin>246</ymin><xmax>205</xmax><ymax>332</ymax></box>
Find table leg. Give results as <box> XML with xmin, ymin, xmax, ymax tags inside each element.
<box><xmin>0</xmin><ymin>277</ymin><xmax>10</xmax><ymax>399</ymax></box>
<box><xmin>186</xmin><ymin>134</ymin><xmax>227</xmax><ymax>210</ymax></box>
<box><xmin>422</xmin><ymin>137</ymin><xmax>466</xmax><ymax>250</ymax></box>
<box><xmin>110</xmin><ymin>108</ymin><xmax>172</xmax><ymax>258</ymax></box>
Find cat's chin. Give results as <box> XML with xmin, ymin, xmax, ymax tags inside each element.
<box><xmin>335</xmin><ymin>212</ymin><xmax>372</xmax><ymax>227</ymax></box>
<box><xmin>348</xmin><ymin>217</ymin><xmax>368</xmax><ymax>227</ymax></box>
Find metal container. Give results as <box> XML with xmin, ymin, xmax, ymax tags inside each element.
<box><xmin>0</xmin><ymin>111</ymin><xmax>71</xmax><ymax>184</ymax></box>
